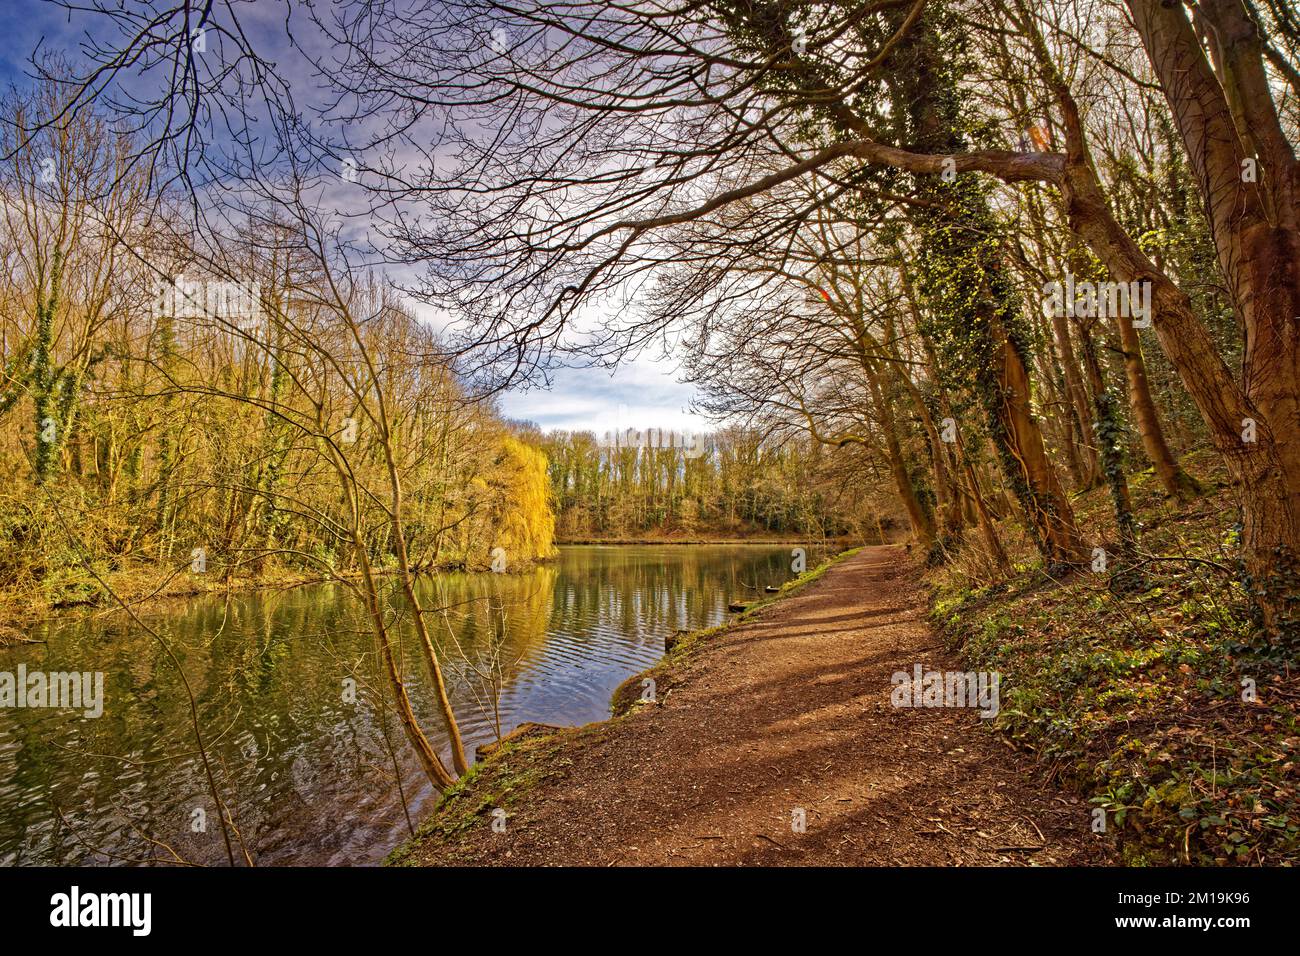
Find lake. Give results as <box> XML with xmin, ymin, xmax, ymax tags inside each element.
<box><xmin>0</xmin><ymin>544</ymin><xmax>818</xmax><ymax>865</ymax></box>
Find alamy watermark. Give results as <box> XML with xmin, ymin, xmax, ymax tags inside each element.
<box><xmin>1042</xmin><ymin>272</ymin><xmax>1152</xmax><ymax>328</ymax></box>
<box><xmin>890</xmin><ymin>665</ymin><xmax>1000</xmax><ymax>719</ymax></box>
<box><xmin>0</xmin><ymin>665</ymin><xmax>104</xmax><ymax>718</ymax></box>
<box><xmin>597</xmin><ymin>426</ymin><xmax>707</xmax><ymax>459</ymax></box>
<box><xmin>151</xmin><ymin>275</ymin><xmax>272</xmax><ymax>330</ymax></box>
<box><xmin>50</xmin><ymin>886</ymin><xmax>150</xmax><ymax>936</ymax></box>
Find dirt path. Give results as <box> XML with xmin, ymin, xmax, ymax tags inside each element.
<box><xmin>401</xmin><ymin>546</ymin><xmax>1115</xmax><ymax>866</ymax></box>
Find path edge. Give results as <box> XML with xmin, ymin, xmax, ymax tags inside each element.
<box><xmin>385</xmin><ymin>545</ymin><xmax>865</xmax><ymax>866</ymax></box>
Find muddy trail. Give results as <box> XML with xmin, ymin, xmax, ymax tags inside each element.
<box><xmin>399</xmin><ymin>546</ymin><xmax>1116</xmax><ymax>866</ymax></box>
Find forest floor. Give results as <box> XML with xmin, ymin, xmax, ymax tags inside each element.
<box><xmin>392</xmin><ymin>544</ymin><xmax>1115</xmax><ymax>866</ymax></box>
<box><xmin>932</xmin><ymin>451</ymin><xmax>1300</xmax><ymax>865</ymax></box>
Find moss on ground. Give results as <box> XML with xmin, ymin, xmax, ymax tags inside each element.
<box><xmin>929</xmin><ymin>450</ymin><xmax>1300</xmax><ymax>865</ymax></box>
<box><xmin>386</xmin><ymin>727</ymin><xmax>586</xmax><ymax>865</ymax></box>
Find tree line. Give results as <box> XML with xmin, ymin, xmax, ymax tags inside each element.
<box><xmin>0</xmin><ymin>82</ymin><xmax>557</xmax><ymax>623</ymax></box>
<box><xmin>540</xmin><ymin>426</ymin><xmax>878</xmax><ymax>540</ymax></box>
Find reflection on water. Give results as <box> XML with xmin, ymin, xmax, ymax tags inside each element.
<box><xmin>0</xmin><ymin>544</ymin><xmax>816</xmax><ymax>865</ymax></box>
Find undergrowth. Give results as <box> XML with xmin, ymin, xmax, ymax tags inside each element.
<box><xmin>930</xmin><ymin>449</ymin><xmax>1300</xmax><ymax>865</ymax></box>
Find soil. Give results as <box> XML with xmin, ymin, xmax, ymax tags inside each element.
<box><xmin>399</xmin><ymin>545</ymin><xmax>1117</xmax><ymax>866</ymax></box>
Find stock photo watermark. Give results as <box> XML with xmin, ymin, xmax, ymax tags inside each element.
<box><xmin>596</xmin><ymin>426</ymin><xmax>708</xmax><ymax>459</ymax></box>
<box><xmin>151</xmin><ymin>276</ymin><xmax>272</xmax><ymax>329</ymax></box>
<box><xmin>891</xmin><ymin>666</ymin><xmax>1001</xmax><ymax>719</ymax></box>
<box><xmin>1042</xmin><ymin>272</ymin><xmax>1152</xmax><ymax>328</ymax></box>
<box><xmin>50</xmin><ymin>887</ymin><xmax>150</xmax><ymax>936</ymax></box>
<box><xmin>0</xmin><ymin>666</ymin><xmax>103</xmax><ymax>719</ymax></box>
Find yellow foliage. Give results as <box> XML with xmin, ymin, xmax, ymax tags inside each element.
<box><xmin>489</xmin><ymin>435</ymin><xmax>557</xmax><ymax>565</ymax></box>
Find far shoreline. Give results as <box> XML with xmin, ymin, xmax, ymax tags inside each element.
<box><xmin>556</xmin><ymin>535</ymin><xmax>866</xmax><ymax>546</ymax></box>
<box><xmin>0</xmin><ymin>538</ymin><xmax>871</xmax><ymax>634</ymax></box>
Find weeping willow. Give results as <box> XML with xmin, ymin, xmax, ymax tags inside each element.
<box><xmin>488</xmin><ymin>435</ymin><xmax>558</xmax><ymax>567</ymax></box>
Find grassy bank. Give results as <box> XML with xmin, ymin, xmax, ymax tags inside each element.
<box><xmin>929</xmin><ymin>450</ymin><xmax>1299</xmax><ymax>865</ymax></box>
<box><xmin>386</xmin><ymin>546</ymin><xmax>861</xmax><ymax>865</ymax></box>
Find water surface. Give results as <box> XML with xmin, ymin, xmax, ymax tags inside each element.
<box><xmin>0</xmin><ymin>544</ymin><xmax>816</xmax><ymax>865</ymax></box>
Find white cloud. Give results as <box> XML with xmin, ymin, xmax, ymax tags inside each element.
<box><xmin>500</xmin><ymin>359</ymin><xmax>707</xmax><ymax>434</ymax></box>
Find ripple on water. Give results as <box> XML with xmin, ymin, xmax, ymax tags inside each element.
<box><xmin>0</xmin><ymin>543</ymin><xmax>814</xmax><ymax>864</ymax></box>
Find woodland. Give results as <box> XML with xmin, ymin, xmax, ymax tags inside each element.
<box><xmin>1</xmin><ymin>0</ymin><xmax>1297</xmax><ymax>865</ymax></box>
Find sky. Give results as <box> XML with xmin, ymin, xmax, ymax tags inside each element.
<box><xmin>0</xmin><ymin>0</ymin><xmax>710</xmax><ymax>438</ymax></box>
<box><xmin>499</xmin><ymin>359</ymin><xmax>703</xmax><ymax>435</ymax></box>
<box><xmin>0</xmin><ymin>4</ymin><xmax>73</xmax><ymax>87</ymax></box>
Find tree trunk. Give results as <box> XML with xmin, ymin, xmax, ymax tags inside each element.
<box><xmin>1113</xmin><ymin>314</ymin><xmax>1200</xmax><ymax>501</ymax></box>
<box><xmin>1077</xmin><ymin>317</ymin><xmax>1137</xmax><ymax>552</ymax></box>
<box><xmin>359</xmin><ymin>542</ymin><xmax>457</xmax><ymax>791</ymax></box>
<box><xmin>892</xmin><ymin>359</ymin><xmax>960</xmax><ymax>538</ymax></box>
<box><xmin>951</xmin><ymin>416</ymin><xmax>1012</xmax><ymax>575</ymax></box>
<box><xmin>1089</xmin><ymin>0</ymin><xmax>1300</xmax><ymax>636</ymax></box>
<box><xmin>868</xmin><ymin>372</ymin><xmax>936</xmax><ymax>548</ymax></box>
<box><xmin>995</xmin><ymin>324</ymin><xmax>1088</xmax><ymax>566</ymax></box>
<box><xmin>380</xmin><ymin>404</ymin><xmax>471</xmax><ymax>776</ymax></box>
<box><xmin>1048</xmin><ymin>310</ymin><xmax>1101</xmax><ymax>489</ymax></box>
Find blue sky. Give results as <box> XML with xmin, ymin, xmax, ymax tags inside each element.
<box><xmin>0</xmin><ymin>3</ymin><xmax>75</xmax><ymax>87</ymax></box>
<box><xmin>1</xmin><ymin>0</ymin><xmax>708</xmax><ymax>437</ymax></box>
